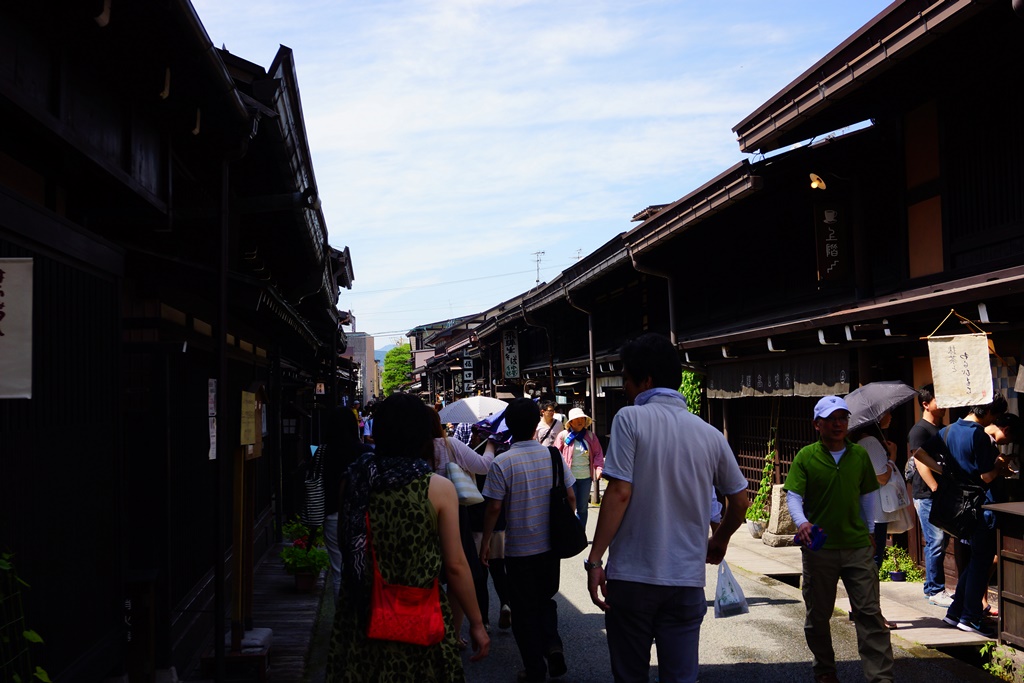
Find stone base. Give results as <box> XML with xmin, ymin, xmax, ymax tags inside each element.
<box><xmin>762</xmin><ymin>530</ymin><xmax>796</xmax><ymax>547</ymax></box>
<box><xmin>766</xmin><ymin>484</ymin><xmax>798</xmax><ymax>536</ymax></box>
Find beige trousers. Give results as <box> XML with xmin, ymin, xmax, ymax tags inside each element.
<box><xmin>801</xmin><ymin>545</ymin><xmax>894</xmax><ymax>683</ymax></box>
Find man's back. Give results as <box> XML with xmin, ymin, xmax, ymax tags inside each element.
<box><xmin>483</xmin><ymin>440</ymin><xmax>575</xmax><ymax>557</ymax></box>
<box><xmin>602</xmin><ymin>396</ymin><xmax>746</xmax><ymax>587</ymax></box>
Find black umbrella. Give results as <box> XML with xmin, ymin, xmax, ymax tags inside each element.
<box><xmin>845</xmin><ymin>381</ymin><xmax>919</xmax><ymax>432</ymax></box>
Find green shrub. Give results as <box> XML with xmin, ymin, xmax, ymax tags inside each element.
<box><xmin>878</xmin><ymin>545</ymin><xmax>923</xmax><ymax>582</ymax></box>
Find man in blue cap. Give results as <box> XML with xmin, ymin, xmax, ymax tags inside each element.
<box><xmin>784</xmin><ymin>395</ymin><xmax>894</xmax><ymax>683</ymax></box>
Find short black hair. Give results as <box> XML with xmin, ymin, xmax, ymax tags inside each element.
<box><xmin>970</xmin><ymin>392</ymin><xmax>1008</xmax><ymax>419</ymax></box>
<box><xmin>373</xmin><ymin>394</ymin><xmax>434</xmax><ymax>462</ymax></box>
<box><xmin>504</xmin><ymin>398</ymin><xmax>540</xmax><ymax>441</ymax></box>
<box><xmin>620</xmin><ymin>333</ymin><xmax>682</xmax><ymax>390</ymax></box>
<box><xmin>323</xmin><ymin>405</ymin><xmax>361</xmax><ymax>446</ymax></box>
<box><xmin>918</xmin><ymin>383</ymin><xmax>935</xmax><ymax>406</ymax></box>
<box><xmin>994</xmin><ymin>412</ymin><xmax>1021</xmax><ymax>443</ymax></box>
<box><xmin>540</xmin><ymin>400</ymin><xmax>556</xmax><ymax>412</ymax></box>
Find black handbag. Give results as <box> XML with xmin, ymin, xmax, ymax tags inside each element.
<box><xmin>927</xmin><ymin>430</ymin><xmax>986</xmax><ymax>539</ymax></box>
<box><xmin>547</xmin><ymin>447</ymin><xmax>588</xmax><ymax>558</ymax></box>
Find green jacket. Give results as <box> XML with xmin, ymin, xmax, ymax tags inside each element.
<box><xmin>784</xmin><ymin>439</ymin><xmax>879</xmax><ymax>549</ymax></box>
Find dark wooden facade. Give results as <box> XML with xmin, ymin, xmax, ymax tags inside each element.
<box><xmin>0</xmin><ymin>3</ymin><xmax>351</xmax><ymax>679</ymax></box>
<box><xmin>413</xmin><ymin>1</ymin><xmax>1024</xmax><ymax>592</ymax></box>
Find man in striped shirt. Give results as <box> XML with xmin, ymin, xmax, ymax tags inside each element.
<box><xmin>481</xmin><ymin>398</ymin><xmax>576</xmax><ymax>683</ymax></box>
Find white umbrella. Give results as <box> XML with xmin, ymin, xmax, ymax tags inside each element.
<box><xmin>437</xmin><ymin>396</ymin><xmax>507</xmax><ymax>424</ymax></box>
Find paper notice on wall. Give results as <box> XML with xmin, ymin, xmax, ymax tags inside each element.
<box><xmin>1016</xmin><ymin>364</ymin><xmax>1024</xmax><ymax>394</ymax></box>
<box><xmin>928</xmin><ymin>333</ymin><xmax>993</xmax><ymax>408</ymax></box>
<box><xmin>240</xmin><ymin>390</ymin><xmax>257</xmax><ymax>445</ymax></box>
<box><xmin>0</xmin><ymin>259</ymin><xmax>33</xmax><ymax>399</ymax></box>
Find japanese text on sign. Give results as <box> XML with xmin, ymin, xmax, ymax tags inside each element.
<box><xmin>503</xmin><ymin>330</ymin><xmax>520</xmax><ymax>379</ymax></box>
<box><xmin>928</xmin><ymin>333</ymin><xmax>993</xmax><ymax>408</ymax></box>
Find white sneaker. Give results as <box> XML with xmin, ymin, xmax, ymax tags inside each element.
<box><xmin>499</xmin><ymin>604</ymin><xmax>512</xmax><ymax>629</ymax></box>
<box><xmin>928</xmin><ymin>591</ymin><xmax>954</xmax><ymax>607</ymax></box>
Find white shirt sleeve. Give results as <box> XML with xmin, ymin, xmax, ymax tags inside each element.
<box><xmin>786</xmin><ymin>490</ymin><xmax>808</xmax><ymax>528</ymax></box>
<box><xmin>449</xmin><ymin>437</ymin><xmax>495</xmax><ymax>475</ymax></box>
<box><xmin>860</xmin><ymin>492</ymin><xmax>876</xmax><ymax>534</ymax></box>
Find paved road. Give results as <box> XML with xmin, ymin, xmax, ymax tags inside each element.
<box><xmin>453</xmin><ymin>519</ymin><xmax>990</xmax><ymax>683</ymax></box>
<box><xmin>305</xmin><ymin>513</ymin><xmax>993</xmax><ymax>683</ymax></box>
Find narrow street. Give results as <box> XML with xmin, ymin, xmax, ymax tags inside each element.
<box><xmin>302</xmin><ymin>515</ymin><xmax>992</xmax><ymax>683</ymax></box>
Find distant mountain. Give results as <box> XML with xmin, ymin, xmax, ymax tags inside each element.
<box><xmin>374</xmin><ymin>344</ymin><xmax>394</xmax><ymax>364</ymax></box>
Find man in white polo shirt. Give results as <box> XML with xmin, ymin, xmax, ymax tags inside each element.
<box><xmin>481</xmin><ymin>398</ymin><xmax>576</xmax><ymax>683</ymax></box>
<box><xmin>586</xmin><ymin>333</ymin><xmax>748</xmax><ymax>683</ymax></box>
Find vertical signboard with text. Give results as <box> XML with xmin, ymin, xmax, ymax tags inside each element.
<box><xmin>0</xmin><ymin>259</ymin><xmax>33</xmax><ymax>398</ymax></box>
<box><xmin>814</xmin><ymin>205</ymin><xmax>851</xmax><ymax>287</ymax></box>
<box><xmin>502</xmin><ymin>330</ymin><xmax>520</xmax><ymax>379</ymax></box>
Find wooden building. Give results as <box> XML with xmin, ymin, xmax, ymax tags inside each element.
<box><xmin>0</xmin><ymin>2</ymin><xmax>352</xmax><ymax>679</ymax></box>
<box><xmin>420</xmin><ymin>0</ymin><xmax>1024</xmax><ymax>588</ymax></box>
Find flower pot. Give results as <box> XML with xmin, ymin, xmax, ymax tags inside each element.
<box><xmin>747</xmin><ymin>520</ymin><xmax>765</xmax><ymax>539</ymax></box>
<box><xmin>293</xmin><ymin>570</ymin><xmax>318</xmax><ymax>592</ymax></box>
<box><xmin>888</xmin><ymin>571</ymin><xmax>906</xmax><ymax>582</ymax></box>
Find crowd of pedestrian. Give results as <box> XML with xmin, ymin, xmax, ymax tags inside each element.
<box><xmin>311</xmin><ymin>332</ymin><xmax>1019</xmax><ymax>683</ymax></box>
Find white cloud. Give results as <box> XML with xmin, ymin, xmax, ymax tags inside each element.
<box><xmin>193</xmin><ymin>0</ymin><xmax>892</xmax><ymax>335</ymax></box>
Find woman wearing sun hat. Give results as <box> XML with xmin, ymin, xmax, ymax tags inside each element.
<box><xmin>554</xmin><ymin>408</ymin><xmax>604</xmax><ymax>529</ymax></box>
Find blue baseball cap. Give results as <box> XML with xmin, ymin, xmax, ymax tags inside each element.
<box><xmin>813</xmin><ymin>395</ymin><xmax>850</xmax><ymax>420</ymax></box>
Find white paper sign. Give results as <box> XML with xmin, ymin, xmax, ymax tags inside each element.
<box><xmin>928</xmin><ymin>333</ymin><xmax>993</xmax><ymax>408</ymax></box>
<box><xmin>0</xmin><ymin>259</ymin><xmax>33</xmax><ymax>398</ymax></box>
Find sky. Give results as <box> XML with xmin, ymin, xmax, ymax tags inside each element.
<box><xmin>192</xmin><ymin>0</ymin><xmax>893</xmax><ymax>342</ymax></box>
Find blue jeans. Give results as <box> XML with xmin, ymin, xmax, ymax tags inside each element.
<box><xmin>573</xmin><ymin>478</ymin><xmax>592</xmax><ymax>528</ymax></box>
<box><xmin>945</xmin><ymin>521</ymin><xmax>995</xmax><ymax>626</ymax></box>
<box><xmin>606</xmin><ymin>580</ymin><xmax>706</xmax><ymax>683</ymax></box>
<box><xmin>914</xmin><ymin>498</ymin><xmax>948</xmax><ymax>596</ymax></box>
<box><xmin>324</xmin><ymin>512</ymin><xmax>341</xmax><ymax>600</ymax></box>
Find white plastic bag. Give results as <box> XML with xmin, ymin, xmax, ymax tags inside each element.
<box><xmin>714</xmin><ymin>560</ymin><xmax>749</xmax><ymax>618</ymax></box>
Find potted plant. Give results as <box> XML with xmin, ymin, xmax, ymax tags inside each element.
<box><xmin>878</xmin><ymin>545</ymin><xmax>923</xmax><ymax>582</ymax></box>
<box><xmin>280</xmin><ymin>516</ymin><xmax>330</xmax><ymax>592</ymax></box>
<box><xmin>745</xmin><ymin>435</ymin><xmax>776</xmax><ymax>538</ymax></box>
<box><xmin>1</xmin><ymin>553</ymin><xmax>51</xmax><ymax>683</ymax></box>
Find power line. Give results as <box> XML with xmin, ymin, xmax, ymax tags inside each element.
<box><xmin>354</xmin><ymin>268</ymin><xmax>535</xmax><ymax>295</ymax></box>
<box><xmin>351</xmin><ymin>260</ymin><xmax>577</xmax><ymax>296</ymax></box>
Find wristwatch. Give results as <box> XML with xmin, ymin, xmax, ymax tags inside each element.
<box><xmin>583</xmin><ymin>559</ymin><xmax>603</xmax><ymax>572</ymax></box>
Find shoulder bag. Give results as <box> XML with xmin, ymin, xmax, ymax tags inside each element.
<box><xmin>878</xmin><ymin>462</ymin><xmax>911</xmax><ymax>513</ymax></box>
<box><xmin>928</xmin><ymin>428</ymin><xmax>987</xmax><ymax>538</ymax></box>
<box><xmin>442</xmin><ymin>437</ymin><xmax>484</xmax><ymax>506</ymax></box>
<box><xmin>547</xmin><ymin>447</ymin><xmax>588</xmax><ymax>558</ymax></box>
<box><xmin>365</xmin><ymin>511</ymin><xmax>445</xmax><ymax>646</ymax></box>
<box><xmin>301</xmin><ymin>445</ymin><xmax>326</xmax><ymax>527</ymax></box>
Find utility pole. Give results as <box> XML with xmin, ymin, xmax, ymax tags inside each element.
<box><xmin>532</xmin><ymin>251</ymin><xmax>545</xmax><ymax>284</ymax></box>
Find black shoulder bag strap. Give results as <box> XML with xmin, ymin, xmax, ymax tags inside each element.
<box><xmin>548</xmin><ymin>446</ymin><xmax>564</xmax><ymax>489</ymax></box>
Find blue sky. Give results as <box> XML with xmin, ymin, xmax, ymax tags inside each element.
<box><xmin>192</xmin><ymin>0</ymin><xmax>892</xmax><ymax>341</ymax></box>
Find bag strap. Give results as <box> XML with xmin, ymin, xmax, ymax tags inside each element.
<box><xmin>365</xmin><ymin>510</ymin><xmax>381</xmax><ymax>578</ymax></box>
<box><xmin>541</xmin><ymin>424</ymin><xmax>554</xmax><ymax>443</ymax></box>
<box><xmin>438</xmin><ymin>435</ymin><xmax>456</xmax><ymax>471</ymax></box>
<box><xmin>548</xmin><ymin>446</ymin><xmax>564</xmax><ymax>488</ymax></box>
<box><xmin>311</xmin><ymin>445</ymin><xmax>325</xmax><ymax>479</ymax></box>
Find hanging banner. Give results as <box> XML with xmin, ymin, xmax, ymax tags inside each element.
<box><xmin>928</xmin><ymin>333</ymin><xmax>993</xmax><ymax>408</ymax></box>
<box><xmin>0</xmin><ymin>259</ymin><xmax>33</xmax><ymax>399</ymax></box>
<box><xmin>502</xmin><ymin>329</ymin><xmax>520</xmax><ymax>379</ymax></box>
